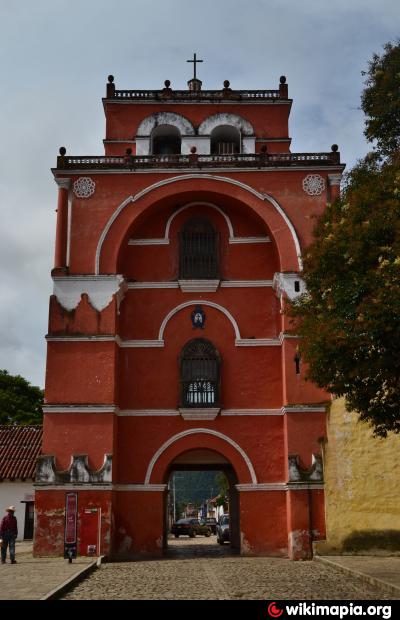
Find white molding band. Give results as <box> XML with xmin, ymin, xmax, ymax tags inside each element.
<box><xmin>35</xmin><ymin>484</ymin><xmax>113</xmax><ymax>491</ymax></box>
<box><xmin>114</xmin><ymin>484</ymin><xmax>167</xmax><ymax>492</ymax></box>
<box><xmin>221</xmin><ymin>409</ymin><xmax>282</xmax><ymax>416</ymax></box>
<box><xmin>36</xmin><ymin>482</ymin><xmax>323</xmax><ymax>491</ymax></box>
<box><xmin>54</xmin><ymin>177</ymin><xmax>71</xmax><ymax>190</ymax></box>
<box><xmin>127</xmin><ymin>282</ymin><xmax>179</xmax><ymax>289</ymax></box>
<box><xmin>235</xmin><ymin>338</ymin><xmax>280</xmax><ymax>347</ymax></box>
<box><xmin>236</xmin><ymin>483</ymin><xmax>324</xmax><ymax>492</ymax></box>
<box><xmin>126</xmin><ymin>280</ymin><xmax>273</xmax><ymax>289</ymax></box>
<box><xmin>43</xmin><ymin>405</ymin><xmax>118</xmax><ymax>414</ymax></box>
<box><xmin>220</xmin><ymin>280</ymin><xmax>273</xmax><ymax>288</ymax></box>
<box><xmin>117</xmin><ymin>410</ymin><xmax>179</xmax><ymax>417</ymax></box>
<box><xmin>282</xmin><ymin>405</ymin><xmax>327</xmax><ymax>414</ymax></box>
<box><xmin>46</xmin><ymin>331</ymin><xmax>296</xmax><ymax>348</ymax></box>
<box><xmin>42</xmin><ymin>405</ymin><xmax>325</xmax><ymax>416</ymax></box>
<box><xmin>178</xmin><ymin>279</ymin><xmax>220</xmax><ymax>293</ymax></box>
<box><xmin>119</xmin><ymin>339</ymin><xmax>165</xmax><ymax>348</ymax></box>
<box><xmin>128</xmin><ymin>238</ymin><xmax>170</xmax><ymax>246</ymax></box>
<box><xmin>95</xmin><ymin>175</ymin><xmax>303</xmax><ymax>274</ymax></box>
<box><xmin>228</xmin><ymin>237</ymin><xmax>270</xmax><ymax>244</ymax></box>
<box><xmin>178</xmin><ymin>408</ymin><xmax>220</xmax><ymax>420</ymax></box>
<box><xmin>144</xmin><ymin>428</ymin><xmax>257</xmax><ymax>485</ymax></box>
<box><xmin>46</xmin><ymin>335</ymin><xmax>117</xmax><ymax>343</ymax></box>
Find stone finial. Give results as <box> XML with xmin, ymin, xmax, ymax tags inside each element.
<box><xmin>107</xmin><ymin>75</ymin><xmax>115</xmax><ymax>97</ymax></box>
<box><xmin>190</xmin><ymin>146</ymin><xmax>197</xmax><ymax>154</ymax></box>
<box><xmin>57</xmin><ymin>147</ymin><xmax>67</xmax><ymax>169</ymax></box>
<box><xmin>279</xmin><ymin>75</ymin><xmax>288</xmax><ymax>98</ymax></box>
<box><xmin>161</xmin><ymin>79</ymin><xmax>173</xmax><ymax>98</ymax></box>
<box><xmin>223</xmin><ymin>80</ymin><xmax>230</xmax><ymax>88</ymax></box>
<box><xmin>330</xmin><ymin>144</ymin><xmax>340</xmax><ymax>163</ymax></box>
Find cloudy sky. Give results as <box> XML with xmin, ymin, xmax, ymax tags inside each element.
<box><xmin>0</xmin><ymin>0</ymin><xmax>399</xmax><ymax>388</ymax></box>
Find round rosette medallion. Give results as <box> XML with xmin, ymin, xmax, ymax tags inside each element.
<box><xmin>73</xmin><ymin>177</ymin><xmax>96</xmax><ymax>198</ymax></box>
<box><xmin>302</xmin><ymin>174</ymin><xmax>325</xmax><ymax>196</ymax></box>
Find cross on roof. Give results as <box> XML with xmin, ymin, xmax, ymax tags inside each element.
<box><xmin>187</xmin><ymin>53</ymin><xmax>203</xmax><ymax>80</ymax></box>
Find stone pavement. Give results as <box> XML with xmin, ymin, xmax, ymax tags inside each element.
<box><xmin>315</xmin><ymin>556</ymin><xmax>400</xmax><ymax>596</ymax></box>
<box><xmin>63</xmin><ymin>537</ymin><xmax>398</xmax><ymax>600</ymax></box>
<box><xmin>2</xmin><ymin>538</ymin><xmax>399</xmax><ymax>600</ymax></box>
<box><xmin>0</xmin><ymin>542</ymin><xmax>94</xmax><ymax>600</ymax></box>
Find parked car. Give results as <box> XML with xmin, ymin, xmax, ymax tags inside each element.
<box><xmin>202</xmin><ymin>517</ymin><xmax>217</xmax><ymax>534</ymax></box>
<box><xmin>216</xmin><ymin>514</ymin><xmax>230</xmax><ymax>545</ymax></box>
<box><xmin>171</xmin><ymin>518</ymin><xmax>212</xmax><ymax>538</ymax></box>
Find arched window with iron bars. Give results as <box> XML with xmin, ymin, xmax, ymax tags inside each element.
<box><xmin>179</xmin><ymin>338</ymin><xmax>221</xmax><ymax>408</ymax></box>
<box><xmin>178</xmin><ymin>217</ymin><xmax>219</xmax><ymax>279</ymax></box>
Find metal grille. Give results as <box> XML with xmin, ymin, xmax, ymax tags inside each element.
<box><xmin>179</xmin><ymin>218</ymin><xmax>219</xmax><ymax>279</ymax></box>
<box><xmin>180</xmin><ymin>339</ymin><xmax>220</xmax><ymax>408</ymax></box>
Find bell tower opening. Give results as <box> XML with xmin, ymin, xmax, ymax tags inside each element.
<box><xmin>151</xmin><ymin>124</ymin><xmax>181</xmax><ymax>155</ymax></box>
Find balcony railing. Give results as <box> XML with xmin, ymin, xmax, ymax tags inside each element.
<box><xmin>56</xmin><ymin>151</ymin><xmax>341</xmax><ymax>170</ymax></box>
<box><xmin>108</xmin><ymin>89</ymin><xmax>282</xmax><ymax>101</ymax></box>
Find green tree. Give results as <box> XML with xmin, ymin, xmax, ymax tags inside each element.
<box><xmin>290</xmin><ymin>42</ymin><xmax>400</xmax><ymax>438</ymax></box>
<box><xmin>0</xmin><ymin>369</ymin><xmax>44</xmax><ymax>425</ymax></box>
<box><xmin>361</xmin><ymin>41</ymin><xmax>400</xmax><ymax>158</ymax></box>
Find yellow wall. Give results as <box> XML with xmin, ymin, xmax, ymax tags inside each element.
<box><xmin>315</xmin><ymin>397</ymin><xmax>400</xmax><ymax>554</ymax></box>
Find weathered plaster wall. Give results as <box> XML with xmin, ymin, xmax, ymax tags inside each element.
<box><xmin>316</xmin><ymin>397</ymin><xmax>400</xmax><ymax>554</ymax></box>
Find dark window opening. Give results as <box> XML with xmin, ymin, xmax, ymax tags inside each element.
<box><xmin>179</xmin><ymin>217</ymin><xmax>219</xmax><ymax>279</ymax></box>
<box><xmin>210</xmin><ymin>125</ymin><xmax>241</xmax><ymax>155</ymax></box>
<box><xmin>294</xmin><ymin>280</ymin><xmax>300</xmax><ymax>293</ymax></box>
<box><xmin>294</xmin><ymin>352</ymin><xmax>301</xmax><ymax>375</ymax></box>
<box><xmin>152</xmin><ymin>125</ymin><xmax>181</xmax><ymax>155</ymax></box>
<box><xmin>180</xmin><ymin>339</ymin><xmax>221</xmax><ymax>408</ymax></box>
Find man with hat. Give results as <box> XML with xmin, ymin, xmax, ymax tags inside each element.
<box><xmin>0</xmin><ymin>506</ymin><xmax>18</xmax><ymax>564</ymax></box>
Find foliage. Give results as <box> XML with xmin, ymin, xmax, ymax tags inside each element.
<box><xmin>291</xmin><ymin>157</ymin><xmax>400</xmax><ymax>436</ymax></box>
<box><xmin>0</xmin><ymin>369</ymin><xmax>44</xmax><ymax>425</ymax></box>
<box><xmin>361</xmin><ymin>41</ymin><xmax>400</xmax><ymax>157</ymax></box>
<box><xmin>172</xmin><ymin>470</ymin><xmax>223</xmax><ymax>505</ymax></box>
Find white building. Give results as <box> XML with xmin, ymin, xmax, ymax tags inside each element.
<box><xmin>0</xmin><ymin>426</ymin><xmax>42</xmax><ymax>540</ymax></box>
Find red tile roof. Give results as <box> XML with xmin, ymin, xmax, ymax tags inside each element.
<box><xmin>0</xmin><ymin>425</ymin><xmax>42</xmax><ymax>481</ymax></box>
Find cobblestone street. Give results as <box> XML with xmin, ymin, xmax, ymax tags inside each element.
<box><xmin>63</xmin><ymin>537</ymin><xmax>394</xmax><ymax>600</ymax></box>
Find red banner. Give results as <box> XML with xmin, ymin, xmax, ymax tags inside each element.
<box><xmin>65</xmin><ymin>493</ymin><xmax>77</xmax><ymax>544</ymax></box>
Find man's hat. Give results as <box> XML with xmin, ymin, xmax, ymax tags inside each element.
<box><xmin>6</xmin><ymin>506</ymin><xmax>15</xmax><ymax>512</ymax></box>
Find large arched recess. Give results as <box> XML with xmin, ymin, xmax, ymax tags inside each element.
<box><xmin>96</xmin><ymin>175</ymin><xmax>301</xmax><ymax>274</ymax></box>
<box><xmin>145</xmin><ymin>429</ymin><xmax>257</xmax><ymax>486</ymax></box>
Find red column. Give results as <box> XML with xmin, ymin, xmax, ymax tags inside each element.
<box><xmin>328</xmin><ymin>174</ymin><xmax>342</xmax><ymax>202</ymax></box>
<box><xmin>53</xmin><ymin>178</ymin><xmax>70</xmax><ymax>271</ymax></box>
<box><xmin>286</xmin><ymin>488</ymin><xmax>313</xmax><ymax>560</ymax></box>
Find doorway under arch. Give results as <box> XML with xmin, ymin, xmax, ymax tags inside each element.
<box><xmin>163</xmin><ymin>447</ymin><xmax>240</xmax><ymax>555</ymax></box>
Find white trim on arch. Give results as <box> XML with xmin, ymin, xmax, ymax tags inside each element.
<box><xmin>95</xmin><ymin>174</ymin><xmax>302</xmax><ymax>274</ymax></box>
<box><xmin>165</xmin><ymin>201</ymin><xmax>234</xmax><ymax>239</ymax></box>
<box><xmin>198</xmin><ymin>113</ymin><xmax>255</xmax><ymax>136</ymax></box>
<box><xmin>136</xmin><ymin>112</ymin><xmax>195</xmax><ymax>137</ymax></box>
<box><xmin>158</xmin><ymin>299</ymin><xmax>241</xmax><ymax>341</ymax></box>
<box><xmin>144</xmin><ymin>428</ymin><xmax>257</xmax><ymax>484</ymax></box>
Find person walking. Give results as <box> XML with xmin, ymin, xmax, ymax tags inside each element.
<box><xmin>0</xmin><ymin>506</ymin><xmax>18</xmax><ymax>564</ymax></box>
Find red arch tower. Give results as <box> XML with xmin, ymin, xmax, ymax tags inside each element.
<box><xmin>35</xmin><ymin>73</ymin><xmax>345</xmax><ymax>559</ymax></box>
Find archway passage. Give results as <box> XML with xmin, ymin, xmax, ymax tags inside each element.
<box><xmin>164</xmin><ymin>448</ymin><xmax>240</xmax><ymax>558</ymax></box>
